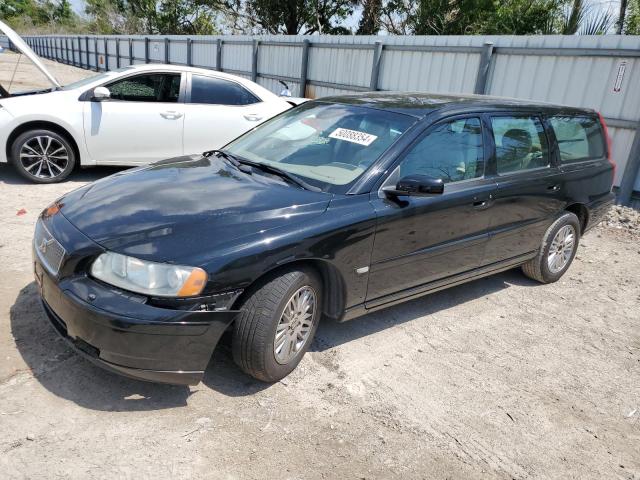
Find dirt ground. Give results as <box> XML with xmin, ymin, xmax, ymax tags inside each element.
<box><xmin>1</xmin><ymin>52</ymin><xmax>640</xmax><ymax>480</ymax></box>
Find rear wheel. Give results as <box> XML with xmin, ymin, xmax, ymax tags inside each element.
<box><xmin>521</xmin><ymin>212</ymin><xmax>580</xmax><ymax>284</ymax></box>
<box><xmin>11</xmin><ymin>129</ymin><xmax>76</xmax><ymax>183</ymax></box>
<box><xmin>232</xmin><ymin>268</ymin><xmax>322</xmax><ymax>382</ymax></box>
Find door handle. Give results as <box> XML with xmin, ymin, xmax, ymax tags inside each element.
<box><xmin>472</xmin><ymin>194</ymin><xmax>493</xmax><ymax>209</ymax></box>
<box><xmin>547</xmin><ymin>184</ymin><xmax>561</xmax><ymax>192</ymax></box>
<box><xmin>244</xmin><ymin>114</ymin><xmax>263</xmax><ymax>122</ymax></box>
<box><xmin>160</xmin><ymin>111</ymin><xmax>183</xmax><ymax>119</ymax></box>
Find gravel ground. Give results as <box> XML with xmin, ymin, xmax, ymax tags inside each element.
<box><xmin>600</xmin><ymin>205</ymin><xmax>640</xmax><ymax>238</ymax></box>
<box><xmin>1</xmin><ymin>55</ymin><xmax>640</xmax><ymax>480</ymax></box>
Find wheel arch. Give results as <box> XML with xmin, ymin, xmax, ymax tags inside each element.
<box><xmin>6</xmin><ymin>120</ymin><xmax>82</xmax><ymax>168</ymax></box>
<box><xmin>231</xmin><ymin>258</ymin><xmax>348</xmax><ymax>322</ymax></box>
<box><xmin>565</xmin><ymin>203</ymin><xmax>589</xmax><ymax>234</ymax></box>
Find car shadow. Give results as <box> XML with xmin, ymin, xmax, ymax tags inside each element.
<box><xmin>0</xmin><ymin>163</ymin><xmax>127</xmax><ymax>185</ymax></box>
<box><xmin>10</xmin><ymin>282</ymin><xmax>194</xmax><ymax>411</ymax></box>
<box><xmin>10</xmin><ymin>269</ymin><xmax>536</xmax><ymax>411</ymax></box>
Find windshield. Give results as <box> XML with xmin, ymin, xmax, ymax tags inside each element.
<box><xmin>226</xmin><ymin>102</ymin><xmax>416</xmax><ymax>193</ymax></box>
<box><xmin>60</xmin><ymin>66</ymin><xmax>135</xmax><ymax>90</ymax></box>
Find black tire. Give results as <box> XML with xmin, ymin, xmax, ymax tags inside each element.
<box><xmin>232</xmin><ymin>267</ymin><xmax>322</xmax><ymax>382</ymax></box>
<box><xmin>521</xmin><ymin>212</ymin><xmax>581</xmax><ymax>284</ymax></box>
<box><xmin>10</xmin><ymin>129</ymin><xmax>76</xmax><ymax>183</ymax></box>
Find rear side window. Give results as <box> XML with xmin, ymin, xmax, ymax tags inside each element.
<box><xmin>400</xmin><ymin>117</ymin><xmax>484</xmax><ymax>183</ymax></box>
<box><xmin>107</xmin><ymin>74</ymin><xmax>181</xmax><ymax>102</ymax></box>
<box><xmin>190</xmin><ymin>75</ymin><xmax>260</xmax><ymax>105</ymax></box>
<box><xmin>550</xmin><ymin>116</ymin><xmax>605</xmax><ymax>163</ymax></box>
<box><xmin>491</xmin><ymin>116</ymin><xmax>550</xmax><ymax>174</ymax></box>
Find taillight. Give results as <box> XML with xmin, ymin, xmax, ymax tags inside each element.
<box><xmin>598</xmin><ymin>112</ymin><xmax>615</xmax><ymax>182</ymax></box>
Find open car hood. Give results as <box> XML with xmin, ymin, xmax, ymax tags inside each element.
<box><xmin>0</xmin><ymin>19</ymin><xmax>61</xmax><ymax>90</ymax></box>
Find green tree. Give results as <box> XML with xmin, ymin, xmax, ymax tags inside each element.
<box><xmin>246</xmin><ymin>0</ymin><xmax>357</xmax><ymax>34</ymax></box>
<box><xmin>627</xmin><ymin>0</ymin><xmax>640</xmax><ymax>33</ymax></box>
<box><xmin>357</xmin><ymin>0</ymin><xmax>382</xmax><ymax>34</ymax></box>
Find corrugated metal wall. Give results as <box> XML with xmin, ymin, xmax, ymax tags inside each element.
<box><xmin>5</xmin><ymin>33</ymin><xmax>640</xmax><ymax>201</ymax></box>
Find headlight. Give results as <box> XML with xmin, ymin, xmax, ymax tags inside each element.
<box><xmin>90</xmin><ymin>252</ymin><xmax>207</xmax><ymax>297</ymax></box>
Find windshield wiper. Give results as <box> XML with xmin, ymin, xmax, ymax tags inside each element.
<box><xmin>206</xmin><ymin>149</ymin><xmax>321</xmax><ymax>192</ymax></box>
<box><xmin>203</xmin><ymin>149</ymin><xmax>240</xmax><ymax>166</ymax></box>
<box><xmin>237</xmin><ymin>158</ymin><xmax>321</xmax><ymax>192</ymax></box>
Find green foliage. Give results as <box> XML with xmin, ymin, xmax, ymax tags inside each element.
<box><xmin>246</xmin><ymin>0</ymin><xmax>357</xmax><ymax>34</ymax></box>
<box><xmin>1</xmin><ymin>0</ymin><xmax>79</xmax><ymax>32</ymax></box>
<box><xmin>626</xmin><ymin>0</ymin><xmax>640</xmax><ymax>34</ymax></box>
<box><xmin>1</xmin><ymin>0</ymin><xmax>634</xmax><ymax>35</ymax></box>
<box><xmin>357</xmin><ymin>0</ymin><xmax>382</xmax><ymax>34</ymax></box>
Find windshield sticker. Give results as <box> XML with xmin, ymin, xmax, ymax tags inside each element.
<box><xmin>329</xmin><ymin>128</ymin><xmax>378</xmax><ymax>146</ymax></box>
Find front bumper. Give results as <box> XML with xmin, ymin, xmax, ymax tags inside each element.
<box><xmin>36</xmin><ymin>261</ymin><xmax>238</xmax><ymax>385</ymax></box>
<box><xmin>33</xmin><ymin>211</ymin><xmax>239</xmax><ymax>386</ymax></box>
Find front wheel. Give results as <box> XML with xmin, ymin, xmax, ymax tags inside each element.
<box><xmin>232</xmin><ymin>268</ymin><xmax>322</xmax><ymax>382</ymax></box>
<box><xmin>11</xmin><ymin>129</ymin><xmax>76</xmax><ymax>183</ymax></box>
<box><xmin>521</xmin><ymin>212</ymin><xmax>580</xmax><ymax>284</ymax></box>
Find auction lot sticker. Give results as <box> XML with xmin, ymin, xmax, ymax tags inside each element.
<box><xmin>329</xmin><ymin>128</ymin><xmax>378</xmax><ymax>146</ymax></box>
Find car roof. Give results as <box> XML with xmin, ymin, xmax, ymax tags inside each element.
<box><xmin>315</xmin><ymin>92</ymin><xmax>595</xmax><ymax>118</ymax></box>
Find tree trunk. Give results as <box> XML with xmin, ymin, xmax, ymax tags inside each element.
<box><xmin>617</xmin><ymin>0</ymin><xmax>629</xmax><ymax>34</ymax></box>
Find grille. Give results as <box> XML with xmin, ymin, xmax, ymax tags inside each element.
<box><xmin>34</xmin><ymin>220</ymin><xmax>66</xmax><ymax>275</ymax></box>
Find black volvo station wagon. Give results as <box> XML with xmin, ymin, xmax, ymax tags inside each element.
<box><xmin>33</xmin><ymin>93</ymin><xmax>615</xmax><ymax>385</ymax></box>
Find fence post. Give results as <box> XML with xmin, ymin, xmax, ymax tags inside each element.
<box><xmin>145</xmin><ymin>37</ymin><xmax>150</xmax><ymax>63</ymax></box>
<box><xmin>187</xmin><ymin>38</ymin><xmax>192</xmax><ymax>67</ymax></box>
<box><xmin>104</xmin><ymin>38</ymin><xmax>109</xmax><ymax>70</ymax></box>
<box><xmin>474</xmin><ymin>41</ymin><xmax>494</xmax><ymax>95</ymax></box>
<box><xmin>299</xmin><ymin>39</ymin><xmax>310</xmax><ymax>98</ymax></box>
<box><xmin>94</xmin><ymin>37</ymin><xmax>99</xmax><ymax>71</ymax></box>
<box><xmin>216</xmin><ymin>39</ymin><xmax>222</xmax><ymax>71</ymax></box>
<box><xmin>164</xmin><ymin>37</ymin><xmax>170</xmax><ymax>64</ymax></box>
<box><xmin>85</xmin><ymin>37</ymin><xmax>89</xmax><ymax>68</ymax></box>
<box><xmin>617</xmin><ymin>128</ymin><xmax>640</xmax><ymax>206</ymax></box>
<box><xmin>116</xmin><ymin>38</ymin><xmax>121</xmax><ymax>68</ymax></box>
<box><xmin>251</xmin><ymin>39</ymin><xmax>259</xmax><ymax>82</ymax></box>
<box><xmin>129</xmin><ymin>38</ymin><xmax>133</xmax><ymax>65</ymax></box>
<box><xmin>369</xmin><ymin>41</ymin><xmax>383</xmax><ymax>91</ymax></box>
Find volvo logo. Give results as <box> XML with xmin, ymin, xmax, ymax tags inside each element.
<box><xmin>39</xmin><ymin>237</ymin><xmax>55</xmax><ymax>255</ymax></box>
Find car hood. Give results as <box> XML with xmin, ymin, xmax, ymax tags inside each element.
<box><xmin>58</xmin><ymin>155</ymin><xmax>332</xmax><ymax>263</ymax></box>
<box><xmin>0</xmin><ymin>20</ymin><xmax>61</xmax><ymax>90</ymax></box>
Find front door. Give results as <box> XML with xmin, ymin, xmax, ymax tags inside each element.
<box><xmin>366</xmin><ymin>116</ymin><xmax>497</xmax><ymax>305</ymax></box>
<box><xmin>83</xmin><ymin>72</ymin><xmax>185</xmax><ymax>164</ymax></box>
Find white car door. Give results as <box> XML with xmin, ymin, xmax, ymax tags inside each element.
<box><xmin>83</xmin><ymin>72</ymin><xmax>185</xmax><ymax>165</ymax></box>
<box><xmin>181</xmin><ymin>73</ymin><xmax>289</xmax><ymax>155</ymax></box>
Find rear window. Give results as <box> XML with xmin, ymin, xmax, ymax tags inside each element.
<box><xmin>190</xmin><ymin>75</ymin><xmax>259</xmax><ymax>106</ymax></box>
<box><xmin>550</xmin><ymin>116</ymin><xmax>605</xmax><ymax>163</ymax></box>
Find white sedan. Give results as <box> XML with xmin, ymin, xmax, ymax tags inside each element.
<box><xmin>0</xmin><ymin>21</ymin><xmax>301</xmax><ymax>183</ymax></box>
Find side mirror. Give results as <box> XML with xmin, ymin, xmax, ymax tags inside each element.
<box><xmin>383</xmin><ymin>174</ymin><xmax>444</xmax><ymax>197</ymax></box>
<box><xmin>92</xmin><ymin>86</ymin><xmax>111</xmax><ymax>101</ymax></box>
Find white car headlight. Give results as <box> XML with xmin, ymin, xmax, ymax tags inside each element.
<box><xmin>90</xmin><ymin>252</ymin><xmax>207</xmax><ymax>297</ymax></box>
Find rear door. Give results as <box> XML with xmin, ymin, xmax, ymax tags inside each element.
<box><xmin>83</xmin><ymin>72</ymin><xmax>185</xmax><ymax>164</ymax></box>
<box><xmin>182</xmin><ymin>73</ymin><xmax>288</xmax><ymax>155</ymax></box>
<box><xmin>482</xmin><ymin>113</ymin><xmax>566</xmax><ymax>265</ymax></box>
<box><xmin>366</xmin><ymin>116</ymin><xmax>497</xmax><ymax>305</ymax></box>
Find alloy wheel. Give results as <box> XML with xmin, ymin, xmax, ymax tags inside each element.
<box><xmin>19</xmin><ymin>136</ymin><xmax>69</xmax><ymax>179</ymax></box>
<box><xmin>547</xmin><ymin>224</ymin><xmax>576</xmax><ymax>274</ymax></box>
<box><xmin>273</xmin><ymin>286</ymin><xmax>316</xmax><ymax>365</ymax></box>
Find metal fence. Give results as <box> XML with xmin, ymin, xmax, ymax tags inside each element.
<box><xmin>3</xmin><ymin>33</ymin><xmax>640</xmax><ymax>206</ymax></box>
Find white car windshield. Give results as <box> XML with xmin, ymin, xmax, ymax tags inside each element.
<box><xmin>225</xmin><ymin>102</ymin><xmax>416</xmax><ymax>192</ymax></box>
<box><xmin>60</xmin><ymin>66</ymin><xmax>135</xmax><ymax>90</ymax></box>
